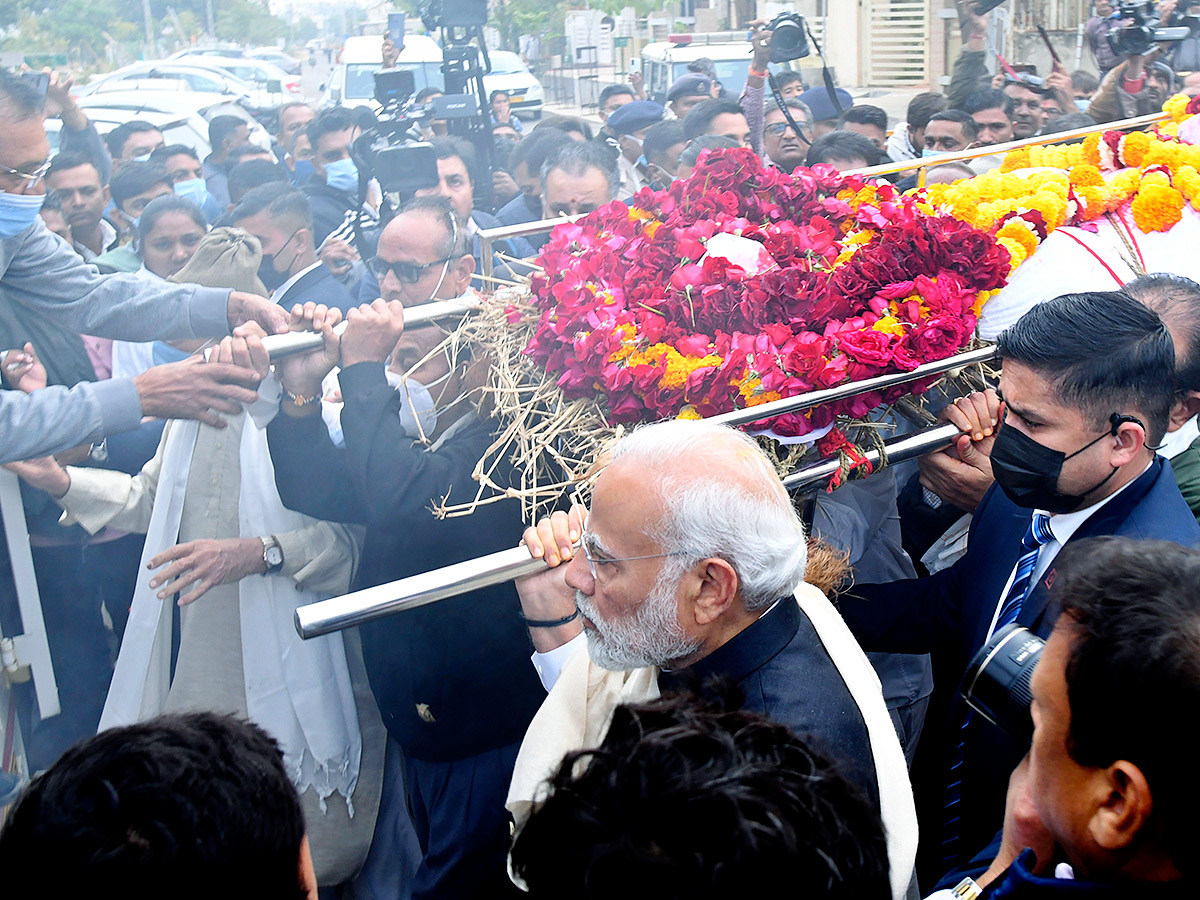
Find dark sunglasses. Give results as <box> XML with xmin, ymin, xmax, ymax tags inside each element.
<box><xmin>368</xmin><ymin>255</ymin><xmax>452</xmax><ymax>285</ymax></box>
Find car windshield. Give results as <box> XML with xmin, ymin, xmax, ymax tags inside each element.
<box><xmin>489</xmin><ymin>52</ymin><xmax>526</xmax><ymax>75</ymax></box>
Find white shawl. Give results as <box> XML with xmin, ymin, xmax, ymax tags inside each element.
<box><xmin>99</xmin><ymin>385</ymin><xmax>362</xmax><ymax>808</ymax></box>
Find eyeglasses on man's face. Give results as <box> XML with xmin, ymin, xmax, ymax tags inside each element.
<box><xmin>0</xmin><ymin>157</ymin><xmax>52</xmax><ymax>192</ymax></box>
<box><xmin>579</xmin><ymin>528</ymin><xmax>689</xmax><ymax>582</ymax></box>
<box><xmin>368</xmin><ymin>255</ymin><xmax>452</xmax><ymax>285</ymax></box>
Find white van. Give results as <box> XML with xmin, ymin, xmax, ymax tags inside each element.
<box><xmin>321</xmin><ymin>34</ymin><xmax>445</xmax><ymax>110</ymax></box>
<box><xmin>640</xmin><ymin>34</ymin><xmax>800</xmax><ymax>104</ymax></box>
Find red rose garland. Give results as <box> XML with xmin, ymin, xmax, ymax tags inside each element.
<box><xmin>526</xmin><ymin>148</ymin><xmax>1009</xmax><ymax>460</ymax></box>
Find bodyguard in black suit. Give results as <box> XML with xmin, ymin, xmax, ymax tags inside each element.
<box><xmin>840</xmin><ymin>292</ymin><xmax>1200</xmax><ymax>884</ymax></box>
<box><xmin>229</xmin><ymin>182</ymin><xmax>355</xmax><ymax>313</ymax></box>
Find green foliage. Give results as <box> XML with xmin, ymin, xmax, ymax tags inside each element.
<box><xmin>0</xmin><ymin>0</ymin><xmax>286</xmax><ymax>54</ymax></box>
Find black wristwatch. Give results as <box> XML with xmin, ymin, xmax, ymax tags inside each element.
<box><xmin>261</xmin><ymin>534</ymin><xmax>284</xmax><ymax>574</ymax></box>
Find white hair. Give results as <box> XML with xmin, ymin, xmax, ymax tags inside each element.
<box><xmin>610</xmin><ymin>420</ymin><xmax>808</xmax><ymax>610</ymax></box>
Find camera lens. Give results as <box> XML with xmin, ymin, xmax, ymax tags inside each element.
<box><xmin>962</xmin><ymin>624</ymin><xmax>1046</xmax><ymax>742</ymax></box>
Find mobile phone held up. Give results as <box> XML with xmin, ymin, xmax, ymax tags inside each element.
<box><xmin>21</xmin><ymin>72</ymin><xmax>48</xmax><ymax>104</ymax></box>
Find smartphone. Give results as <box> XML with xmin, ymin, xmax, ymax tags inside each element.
<box><xmin>629</xmin><ymin>58</ymin><xmax>640</xmax><ymax>75</ymax></box>
<box><xmin>387</xmin><ymin>12</ymin><xmax>406</xmax><ymax>47</ymax></box>
<box><xmin>21</xmin><ymin>72</ymin><xmax>48</xmax><ymax>103</ymax></box>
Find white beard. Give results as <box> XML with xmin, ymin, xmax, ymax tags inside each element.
<box><xmin>574</xmin><ymin>567</ymin><xmax>703</xmax><ymax>671</ymax></box>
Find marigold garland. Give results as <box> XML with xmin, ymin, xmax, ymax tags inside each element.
<box><xmin>920</xmin><ymin>96</ymin><xmax>1200</xmax><ymax>271</ymax></box>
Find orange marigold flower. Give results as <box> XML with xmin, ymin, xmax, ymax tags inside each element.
<box><xmin>1121</xmin><ymin>131</ymin><xmax>1153</xmax><ymax>168</ymax></box>
<box><xmin>1130</xmin><ymin>182</ymin><xmax>1185</xmax><ymax>232</ymax></box>
<box><xmin>1069</xmin><ymin>164</ymin><xmax>1104</xmax><ymax>188</ymax></box>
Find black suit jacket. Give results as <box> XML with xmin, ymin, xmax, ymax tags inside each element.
<box><xmin>275</xmin><ymin>263</ymin><xmax>356</xmax><ymax>313</ymax></box>
<box><xmin>840</xmin><ymin>457</ymin><xmax>1200</xmax><ymax>878</ymax></box>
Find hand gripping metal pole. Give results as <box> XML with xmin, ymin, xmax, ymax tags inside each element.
<box><xmin>259</xmin><ymin>299</ymin><xmax>479</xmax><ymax>362</ymax></box>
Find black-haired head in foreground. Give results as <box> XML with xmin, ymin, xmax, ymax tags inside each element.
<box><xmin>511</xmin><ymin>687</ymin><xmax>889</xmax><ymax>899</ymax></box>
<box><xmin>0</xmin><ymin>712</ymin><xmax>313</xmax><ymax>900</ymax></box>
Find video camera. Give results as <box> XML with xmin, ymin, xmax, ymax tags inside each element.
<box><xmin>765</xmin><ymin>12</ymin><xmax>811</xmax><ymax>63</ymax></box>
<box><xmin>1108</xmin><ymin>0</ymin><xmax>1200</xmax><ymax>57</ymax></box>
<box><xmin>353</xmin><ymin>68</ymin><xmax>480</xmax><ymax>197</ymax></box>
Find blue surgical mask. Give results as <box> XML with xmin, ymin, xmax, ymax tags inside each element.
<box><xmin>0</xmin><ymin>191</ymin><xmax>46</xmax><ymax>238</ymax></box>
<box><xmin>292</xmin><ymin>158</ymin><xmax>315</xmax><ymax>183</ymax></box>
<box><xmin>921</xmin><ymin>148</ymin><xmax>949</xmax><ymax>158</ymax></box>
<box><xmin>1074</xmin><ymin>98</ymin><xmax>1091</xmax><ymax>111</ymax></box>
<box><xmin>174</xmin><ymin>177</ymin><xmax>208</xmax><ymax>206</ymax></box>
<box><xmin>325</xmin><ymin>157</ymin><xmax>359</xmax><ymax>192</ymax></box>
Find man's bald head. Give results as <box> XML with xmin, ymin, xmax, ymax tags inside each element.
<box><xmin>1124</xmin><ymin>274</ymin><xmax>1200</xmax><ymax>431</ymax></box>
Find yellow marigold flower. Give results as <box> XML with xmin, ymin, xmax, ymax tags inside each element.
<box><xmin>1131</xmin><ymin>182</ymin><xmax>1185</xmax><ymax>232</ymax></box>
<box><xmin>1122</xmin><ymin>131</ymin><xmax>1153</xmax><ymax>168</ymax></box>
<box><xmin>1069</xmin><ymin>165</ymin><xmax>1104</xmax><ymax>188</ymax></box>
<box><xmin>677</xmin><ymin>405</ymin><xmax>703</xmax><ymax>420</ymax></box>
<box><xmin>996</xmin><ymin>235</ymin><xmax>1027</xmax><ymax>272</ymax></box>
<box><xmin>1164</xmin><ymin>93</ymin><xmax>1191</xmax><ymax>123</ymax></box>
<box><xmin>659</xmin><ymin>348</ymin><xmax>722</xmax><ymax>391</ymax></box>
<box><xmin>644</xmin><ymin>221</ymin><xmax>662</xmax><ymax>239</ymax></box>
<box><xmin>997</xmin><ymin>219</ymin><xmax>1040</xmax><ymax>258</ymax></box>
<box><xmin>1081</xmin><ymin>134</ymin><xmax>1101</xmax><ymax>167</ymax></box>
<box><xmin>1001</xmin><ymin>147</ymin><xmax>1031</xmax><ymax>173</ymax></box>
<box><xmin>1073</xmin><ymin>185</ymin><xmax>1109</xmax><ymax>221</ymax></box>
<box><xmin>872</xmin><ymin>315</ymin><xmax>906</xmax><ymax>336</ymax></box>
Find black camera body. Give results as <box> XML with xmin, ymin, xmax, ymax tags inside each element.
<box><xmin>766</xmin><ymin>12</ymin><xmax>811</xmax><ymax>64</ymax></box>
<box><xmin>1108</xmin><ymin>0</ymin><xmax>1200</xmax><ymax>57</ymax></box>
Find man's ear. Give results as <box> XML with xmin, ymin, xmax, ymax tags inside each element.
<box><xmin>689</xmin><ymin>557</ymin><xmax>739</xmax><ymax>627</ymax></box>
<box><xmin>1167</xmin><ymin>391</ymin><xmax>1200</xmax><ymax>433</ymax></box>
<box><xmin>1111</xmin><ymin>419</ymin><xmax>1149</xmax><ymax>465</ymax></box>
<box><xmin>450</xmin><ymin>252</ymin><xmax>475</xmax><ymax>293</ymax></box>
<box><xmin>1088</xmin><ymin>760</ymin><xmax>1153</xmax><ymax>854</ymax></box>
<box><xmin>102</xmin><ymin>184</ymin><xmax>111</xmax><ymax>205</ymax></box>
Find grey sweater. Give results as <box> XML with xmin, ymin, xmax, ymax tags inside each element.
<box><xmin>0</xmin><ymin>219</ymin><xmax>230</xmax><ymax>464</ymax></box>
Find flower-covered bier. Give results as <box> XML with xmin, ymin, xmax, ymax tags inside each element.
<box><xmin>525</xmin><ymin>147</ymin><xmax>1009</xmax><ymax>449</ymax></box>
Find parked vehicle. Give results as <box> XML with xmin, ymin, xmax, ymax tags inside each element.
<box><xmin>640</xmin><ymin>34</ymin><xmax>794</xmax><ymax>104</ymax></box>
<box><xmin>320</xmin><ymin>33</ymin><xmax>443</xmax><ymax>110</ymax></box>
<box><xmin>174</xmin><ymin>55</ymin><xmax>303</xmax><ymax>101</ymax></box>
<box><xmin>247</xmin><ymin>47</ymin><xmax>302</xmax><ymax>76</ymax></box>
<box><xmin>78</xmin><ymin>61</ymin><xmax>259</xmax><ymax>102</ymax></box>
<box><xmin>481</xmin><ymin>50</ymin><xmax>543</xmax><ymax>119</ymax></box>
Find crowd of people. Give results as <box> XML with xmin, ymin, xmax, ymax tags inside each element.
<box><xmin>2</xmin><ymin>3</ymin><xmax>1200</xmax><ymax>898</ymax></box>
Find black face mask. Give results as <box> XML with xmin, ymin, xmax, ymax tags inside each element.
<box><xmin>257</xmin><ymin>252</ymin><xmax>288</xmax><ymax>291</ymax></box>
<box><xmin>256</xmin><ymin>228</ymin><xmax>302</xmax><ymax>293</ymax></box>
<box><xmin>990</xmin><ymin>412</ymin><xmax>1142</xmax><ymax>514</ymax></box>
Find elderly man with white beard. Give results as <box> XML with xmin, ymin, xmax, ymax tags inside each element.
<box><xmin>508</xmin><ymin>419</ymin><xmax>918</xmax><ymax>899</ymax></box>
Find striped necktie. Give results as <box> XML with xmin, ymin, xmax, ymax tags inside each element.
<box><xmin>941</xmin><ymin>512</ymin><xmax>1054</xmax><ymax>864</ymax></box>
<box><xmin>994</xmin><ymin>513</ymin><xmax>1055</xmax><ymax>634</ymax></box>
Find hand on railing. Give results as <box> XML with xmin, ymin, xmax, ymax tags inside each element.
<box><xmin>918</xmin><ymin>389</ymin><xmax>1003</xmax><ymax>512</ymax></box>
<box><xmin>517</xmin><ymin>506</ymin><xmax>586</xmax><ymax>652</ymax></box>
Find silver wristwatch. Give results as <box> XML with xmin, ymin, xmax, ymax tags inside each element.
<box><xmin>261</xmin><ymin>534</ymin><xmax>284</xmax><ymax>574</ymax></box>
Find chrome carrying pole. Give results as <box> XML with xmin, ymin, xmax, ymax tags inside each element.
<box><xmin>259</xmin><ymin>299</ymin><xmax>479</xmax><ymax>362</ymax></box>
<box><xmin>705</xmin><ymin>346</ymin><xmax>998</xmax><ymax>428</ymax></box>
<box><xmin>294</xmin><ymin>420</ymin><xmax>966</xmax><ymax>639</ymax></box>
<box><xmin>295</xmin><ymin>545</ymin><xmax>549</xmax><ymax>639</ymax></box>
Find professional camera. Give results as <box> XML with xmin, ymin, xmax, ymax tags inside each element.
<box><xmin>1108</xmin><ymin>0</ymin><xmax>1200</xmax><ymax>57</ymax></box>
<box><xmin>961</xmin><ymin>624</ymin><xmax>1046</xmax><ymax>743</ymax></box>
<box><xmin>766</xmin><ymin>12</ymin><xmax>811</xmax><ymax>63</ymax></box>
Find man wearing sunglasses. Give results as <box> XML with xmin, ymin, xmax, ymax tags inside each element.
<box><xmin>0</xmin><ymin>68</ymin><xmax>287</xmax><ymax>466</ymax></box>
<box><xmin>269</xmin><ymin>195</ymin><xmax>546</xmax><ymax>899</ymax></box>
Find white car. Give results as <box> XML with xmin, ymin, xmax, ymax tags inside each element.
<box><xmin>79</xmin><ymin>62</ymin><xmax>261</xmax><ymax>104</ymax></box>
<box><xmin>247</xmin><ymin>47</ymin><xmax>302</xmax><ymax>77</ymax></box>
<box><xmin>48</xmin><ymin>91</ymin><xmax>275</xmax><ymax>158</ymax></box>
<box><xmin>174</xmin><ymin>55</ymin><xmax>304</xmax><ymax>104</ymax></box>
<box><xmin>482</xmin><ymin>51</ymin><xmax>543</xmax><ymax>119</ymax></box>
